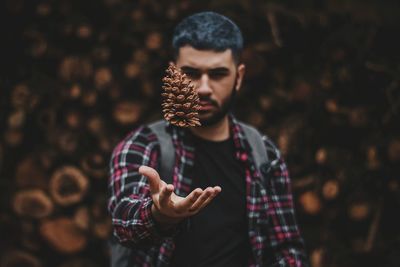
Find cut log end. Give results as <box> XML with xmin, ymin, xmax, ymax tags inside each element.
<box><xmin>50</xmin><ymin>166</ymin><xmax>89</xmax><ymax>206</ymax></box>
<box><xmin>299</xmin><ymin>191</ymin><xmax>322</xmax><ymax>215</ymax></box>
<box><xmin>13</xmin><ymin>189</ymin><xmax>54</xmax><ymax>219</ymax></box>
<box><xmin>40</xmin><ymin>217</ymin><xmax>87</xmax><ymax>254</ymax></box>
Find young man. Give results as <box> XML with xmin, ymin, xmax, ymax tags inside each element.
<box><xmin>108</xmin><ymin>11</ymin><xmax>309</xmax><ymax>266</ymax></box>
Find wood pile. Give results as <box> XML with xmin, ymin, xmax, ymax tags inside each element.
<box><xmin>1</xmin><ymin>0</ymin><xmax>399</xmax><ymax>266</ymax></box>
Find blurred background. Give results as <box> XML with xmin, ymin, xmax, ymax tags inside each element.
<box><xmin>1</xmin><ymin>0</ymin><xmax>400</xmax><ymax>266</ymax></box>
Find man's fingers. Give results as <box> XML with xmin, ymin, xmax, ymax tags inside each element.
<box><xmin>198</xmin><ymin>186</ymin><xmax>221</xmax><ymax>210</ymax></box>
<box><xmin>174</xmin><ymin>188</ymin><xmax>203</xmax><ymax>212</ymax></box>
<box><xmin>138</xmin><ymin>166</ymin><xmax>161</xmax><ymax>194</ymax></box>
<box><xmin>190</xmin><ymin>186</ymin><xmax>221</xmax><ymax>212</ymax></box>
<box><xmin>188</xmin><ymin>187</ymin><xmax>214</xmax><ymax>212</ymax></box>
<box><xmin>159</xmin><ymin>184</ymin><xmax>174</xmax><ymax>207</ymax></box>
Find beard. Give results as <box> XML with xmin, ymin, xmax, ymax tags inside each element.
<box><xmin>198</xmin><ymin>81</ymin><xmax>237</xmax><ymax>127</ymax></box>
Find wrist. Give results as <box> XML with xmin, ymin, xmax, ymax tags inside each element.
<box><xmin>151</xmin><ymin>203</ymin><xmax>181</xmax><ymax>225</ymax></box>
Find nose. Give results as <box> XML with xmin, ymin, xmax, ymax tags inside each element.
<box><xmin>196</xmin><ymin>73</ymin><xmax>212</xmax><ymax>96</ymax></box>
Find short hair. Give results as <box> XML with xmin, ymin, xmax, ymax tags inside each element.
<box><xmin>172</xmin><ymin>11</ymin><xmax>243</xmax><ymax>63</ymax></box>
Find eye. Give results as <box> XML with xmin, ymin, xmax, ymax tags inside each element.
<box><xmin>208</xmin><ymin>72</ymin><xmax>227</xmax><ymax>80</ymax></box>
<box><xmin>208</xmin><ymin>70</ymin><xmax>229</xmax><ymax>80</ymax></box>
<box><xmin>181</xmin><ymin>68</ymin><xmax>201</xmax><ymax>80</ymax></box>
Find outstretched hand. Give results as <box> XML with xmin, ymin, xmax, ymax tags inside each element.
<box><xmin>139</xmin><ymin>166</ymin><xmax>221</xmax><ymax>224</ymax></box>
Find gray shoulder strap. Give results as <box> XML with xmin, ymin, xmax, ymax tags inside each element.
<box><xmin>148</xmin><ymin>120</ymin><xmax>175</xmax><ymax>184</ymax></box>
<box><xmin>239</xmin><ymin>122</ymin><xmax>268</xmax><ymax>171</ymax></box>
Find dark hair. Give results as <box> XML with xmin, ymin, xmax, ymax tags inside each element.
<box><xmin>172</xmin><ymin>11</ymin><xmax>243</xmax><ymax>63</ymax></box>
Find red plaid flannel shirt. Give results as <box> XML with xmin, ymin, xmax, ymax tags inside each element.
<box><xmin>108</xmin><ymin>115</ymin><xmax>309</xmax><ymax>266</ymax></box>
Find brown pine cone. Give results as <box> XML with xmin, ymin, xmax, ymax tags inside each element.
<box><xmin>161</xmin><ymin>63</ymin><xmax>201</xmax><ymax>127</ymax></box>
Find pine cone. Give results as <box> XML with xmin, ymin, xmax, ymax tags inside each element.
<box><xmin>161</xmin><ymin>63</ymin><xmax>201</xmax><ymax>127</ymax></box>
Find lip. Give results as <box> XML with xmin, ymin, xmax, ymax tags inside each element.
<box><xmin>199</xmin><ymin>102</ymin><xmax>214</xmax><ymax>111</ymax></box>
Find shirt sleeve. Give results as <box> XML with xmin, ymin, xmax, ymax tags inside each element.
<box><xmin>107</xmin><ymin>126</ymin><xmax>177</xmax><ymax>247</ymax></box>
<box><xmin>263</xmin><ymin>138</ymin><xmax>310</xmax><ymax>267</ymax></box>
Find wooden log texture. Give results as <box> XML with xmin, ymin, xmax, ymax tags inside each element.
<box><xmin>49</xmin><ymin>166</ymin><xmax>89</xmax><ymax>206</ymax></box>
<box><xmin>80</xmin><ymin>152</ymin><xmax>108</xmax><ymax>179</ymax></box>
<box><xmin>13</xmin><ymin>189</ymin><xmax>54</xmax><ymax>219</ymax></box>
<box><xmin>0</xmin><ymin>250</ymin><xmax>42</xmax><ymax>267</ymax></box>
<box><xmin>40</xmin><ymin>217</ymin><xmax>87</xmax><ymax>254</ymax></box>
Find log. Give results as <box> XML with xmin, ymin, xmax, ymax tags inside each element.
<box><xmin>49</xmin><ymin>166</ymin><xmax>89</xmax><ymax>206</ymax></box>
<box><xmin>81</xmin><ymin>90</ymin><xmax>98</xmax><ymax>107</ymax></box>
<box><xmin>73</xmin><ymin>206</ymin><xmax>90</xmax><ymax>231</ymax></box>
<box><xmin>124</xmin><ymin>62</ymin><xmax>141</xmax><ymax>79</ymax></box>
<box><xmin>0</xmin><ymin>250</ymin><xmax>42</xmax><ymax>267</ymax></box>
<box><xmin>91</xmin><ymin>46</ymin><xmax>110</xmax><ymax>62</ymax></box>
<box><xmin>11</xmin><ymin>84</ymin><xmax>30</xmax><ymax>109</ymax></box>
<box><xmin>16</xmin><ymin>156</ymin><xmax>47</xmax><ymax>189</ymax></box>
<box><xmin>36</xmin><ymin>3</ymin><xmax>51</xmax><ymax>17</ymax></box>
<box><xmin>315</xmin><ymin>148</ymin><xmax>328</xmax><ymax>165</ymax></box>
<box><xmin>76</xmin><ymin>24</ymin><xmax>92</xmax><ymax>39</ymax></box>
<box><xmin>310</xmin><ymin>248</ymin><xmax>324</xmax><ymax>267</ymax></box>
<box><xmin>366</xmin><ymin>145</ymin><xmax>380</xmax><ymax>170</ymax></box>
<box><xmin>80</xmin><ymin>152</ymin><xmax>108</xmax><ymax>179</ymax></box>
<box><xmin>8</xmin><ymin>110</ymin><xmax>26</xmax><ymax>129</ymax></box>
<box><xmin>91</xmin><ymin>196</ymin><xmax>112</xmax><ymax>240</ymax></box>
<box><xmin>59</xmin><ymin>56</ymin><xmax>93</xmax><ymax>82</ymax></box>
<box><xmin>65</xmin><ymin>110</ymin><xmax>82</xmax><ymax>129</ymax></box>
<box><xmin>133</xmin><ymin>49</ymin><xmax>149</xmax><ymax>64</ymax></box>
<box><xmin>87</xmin><ymin>115</ymin><xmax>105</xmax><ymax>136</ymax></box>
<box><xmin>56</xmin><ymin>131</ymin><xmax>79</xmax><ymax>155</ymax></box>
<box><xmin>3</xmin><ymin>129</ymin><xmax>24</xmax><ymax>146</ymax></box>
<box><xmin>13</xmin><ymin>189</ymin><xmax>54</xmax><ymax>219</ymax></box>
<box><xmin>348</xmin><ymin>107</ymin><xmax>368</xmax><ymax>127</ymax></box>
<box><xmin>113</xmin><ymin>101</ymin><xmax>142</xmax><ymax>125</ymax></box>
<box><xmin>94</xmin><ymin>67</ymin><xmax>112</xmax><ymax>90</ymax></box>
<box><xmin>142</xmin><ymin>81</ymin><xmax>155</xmax><ymax>97</ymax></box>
<box><xmin>109</xmin><ymin>85</ymin><xmax>122</xmax><ymax>100</ymax></box>
<box><xmin>348</xmin><ymin>201</ymin><xmax>370</xmax><ymax>221</ymax></box>
<box><xmin>40</xmin><ymin>217</ymin><xmax>87</xmax><ymax>254</ymax></box>
<box><xmin>258</xmin><ymin>95</ymin><xmax>272</xmax><ymax>111</ymax></box>
<box><xmin>93</xmin><ymin>219</ymin><xmax>112</xmax><ymax>240</ymax></box>
<box><xmin>388</xmin><ymin>138</ymin><xmax>400</xmax><ymax>162</ymax></box>
<box><xmin>98</xmin><ymin>135</ymin><xmax>118</xmax><ymax>153</ymax></box>
<box><xmin>322</xmin><ymin>179</ymin><xmax>340</xmax><ymax>200</ymax></box>
<box><xmin>28</xmin><ymin>34</ymin><xmax>47</xmax><ymax>58</ymax></box>
<box><xmin>145</xmin><ymin>32</ymin><xmax>162</xmax><ymax>50</ymax></box>
<box><xmin>68</xmin><ymin>84</ymin><xmax>82</xmax><ymax>99</ymax></box>
<box><xmin>299</xmin><ymin>191</ymin><xmax>322</xmax><ymax>215</ymax></box>
<box><xmin>38</xmin><ymin>148</ymin><xmax>58</xmax><ymax>170</ymax></box>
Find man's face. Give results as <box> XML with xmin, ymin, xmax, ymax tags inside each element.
<box><xmin>175</xmin><ymin>46</ymin><xmax>245</xmax><ymax>126</ymax></box>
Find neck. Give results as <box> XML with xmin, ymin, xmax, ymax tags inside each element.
<box><xmin>190</xmin><ymin>116</ymin><xmax>230</xmax><ymax>141</ymax></box>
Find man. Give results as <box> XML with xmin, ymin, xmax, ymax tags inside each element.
<box><xmin>108</xmin><ymin>11</ymin><xmax>309</xmax><ymax>266</ymax></box>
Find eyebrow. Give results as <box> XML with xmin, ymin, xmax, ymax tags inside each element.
<box><xmin>180</xmin><ymin>66</ymin><xmax>230</xmax><ymax>74</ymax></box>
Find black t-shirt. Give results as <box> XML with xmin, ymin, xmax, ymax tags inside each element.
<box><xmin>170</xmin><ymin>134</ymin><xmax>252</xmax><ymax>267</ymax></box>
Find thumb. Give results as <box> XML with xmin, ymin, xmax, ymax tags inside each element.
<box><xmin>138</xmin><ymin>165</ymin><xmax>161</xmax><ymax>194</ymax></box>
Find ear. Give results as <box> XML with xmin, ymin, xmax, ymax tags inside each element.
<box><xmin>235</xmin><ymin>64</ymin><xmax>246</xmax><ymax>91</ymax></box>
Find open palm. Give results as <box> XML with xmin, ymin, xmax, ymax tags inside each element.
<box><xmin>139</xmin><ymin>166</ymin><xmax>221</xmax><ymax>224</ymax></box>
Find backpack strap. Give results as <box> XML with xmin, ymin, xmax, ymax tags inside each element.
<box><xmin>238</xmin><ymin>122</ymin><xmax>271</xmax><ymax>177</ymax></box>
<box><xmin>148</xmin><ymin>120</ymin><xmax>175</xmax><ymax>184</ymax></box>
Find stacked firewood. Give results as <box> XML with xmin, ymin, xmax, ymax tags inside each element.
<box><xmin>1</xmin><ymin>0</ymin><xmax>399</xmax><ymax>267</ymax></box>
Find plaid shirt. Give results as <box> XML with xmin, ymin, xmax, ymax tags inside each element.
<box><xmin>108</xmin><ymin>115</ymin><xmax>309</xmax><ymax>267</ymax></box>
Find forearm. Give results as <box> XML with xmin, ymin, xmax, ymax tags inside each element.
<box><xmin>110</xmin><ymin>196</ymin><xmax>180</xmax><ymax>247</ymax></box>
